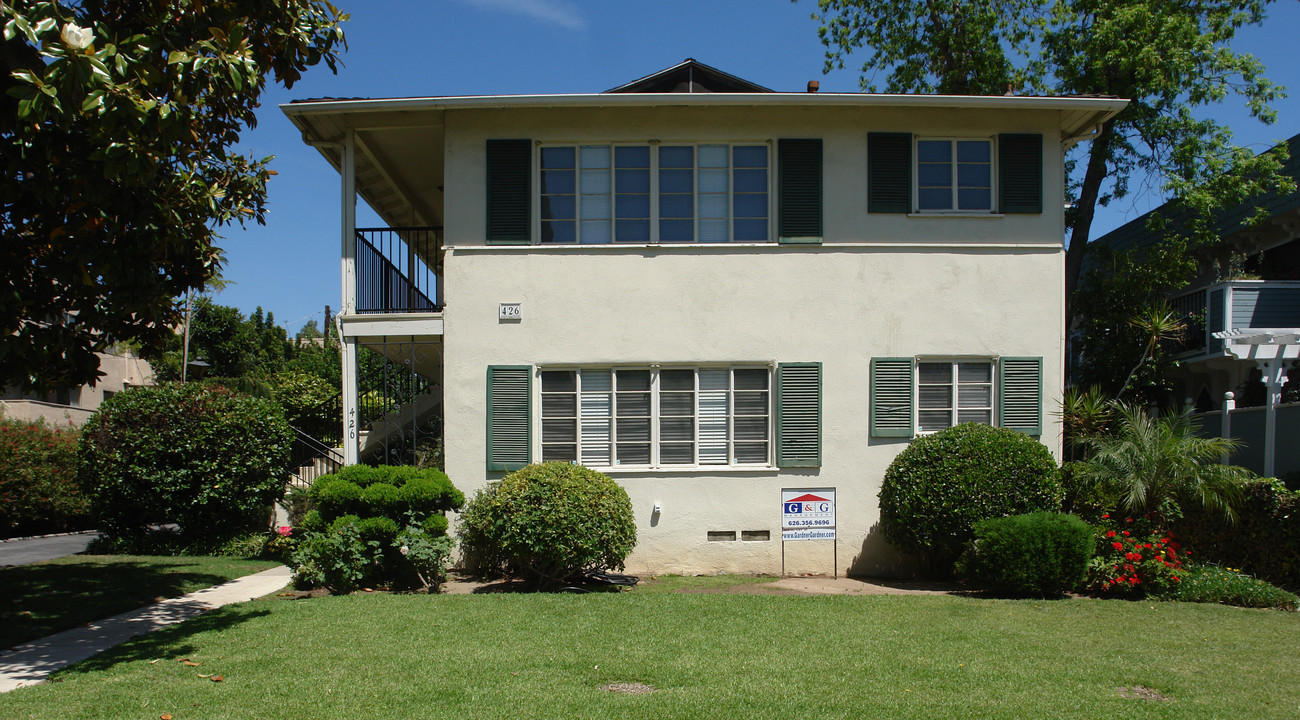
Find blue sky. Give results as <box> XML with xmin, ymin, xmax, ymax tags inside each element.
<box><xmin>215</xmin><ymin>0</ymin><xmax>1300</xmax><ymax>333</ymax></box>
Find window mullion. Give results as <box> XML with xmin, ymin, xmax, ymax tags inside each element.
<box><xmin>727</xmin><ymin>145</ymin><xmax>735</xmax><ymax>243</ymax></box>
<box><xmin>650</xmin><ymin>367</ymin><xmax>660</xmax><ymax>467</ymax></box>
<box><xmin>650</xmin><ymin>144</ymin><xmax>660</xmax><ymax>245</ymax></box>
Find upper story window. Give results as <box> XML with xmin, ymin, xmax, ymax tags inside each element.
<box><xmin>915</xmin><ymin>139</ymin><xmax>993</xmax><ymax>213</ymax></box>
<box><xmin>539</xmin><ymin>143</ymin><xmax>769</xmax><ymax>244</ymax></box>
<box><xmin>867</xmin><ymin>132</ymin><xmax>1042</xmax><ymax>215</ymax></box>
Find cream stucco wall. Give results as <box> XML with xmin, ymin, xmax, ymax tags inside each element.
<box><xmin>426</xmin><ymin>103</ymin><xmax>1068</xmax><ymax>577</ymax></box>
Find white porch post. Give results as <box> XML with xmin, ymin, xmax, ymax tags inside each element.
<box><xmin>341</xmin><ymin>128</ymin><xmax>359</xmax><ymax>465</ymax></box>
<box><xmin>1220</xmin><ymin>391</ymin><xmax>1235</xmax><ymax>464</ymax></box>
<box><xmin>1259</xmin><ymin>359</ymin><xmax>1290</xmax><ymax>478</ymax></box>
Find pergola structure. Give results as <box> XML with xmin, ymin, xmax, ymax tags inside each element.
<box><xmin>1213</xmin><ymin>328</ymin><xmax>1297</xmax><ymax>477</ymax></box>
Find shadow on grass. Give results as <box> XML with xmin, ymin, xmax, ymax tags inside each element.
<box><xmin>0</xmin><ymin>558</ymin><xmax>265</xmax><ymax>649</ymax></box>
<box><xmin>52</xmin><ymin>604</ymin><xmax>272</xmax><ymax>677</ymax></box>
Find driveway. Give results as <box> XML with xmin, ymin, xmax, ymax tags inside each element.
<box><xmin>0</xmin><ymin>533</ymin><xmax>98</xmax><ymax>567</ymax></box>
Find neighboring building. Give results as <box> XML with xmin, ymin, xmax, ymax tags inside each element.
<box><xmin>0</xmin><ymin>346</ymin><xmax>154</xmax><ymax>426</ymax></box>
<box><xmin>284</xmin><ymin>60</ymin><xmax>1125</xmax><ymax>575</ymax></box>
<box><xmin>1090</xmin><ymin>132</ymin><xmax>1300</xmax><ymax>477</ymax></box>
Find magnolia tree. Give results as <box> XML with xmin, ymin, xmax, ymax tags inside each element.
<box><xmin>0</xmin><ymin>0</ymin><xmax>347</xmax><ymax>391</ymax></box>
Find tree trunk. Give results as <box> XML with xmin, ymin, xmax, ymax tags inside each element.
<box><xmin>1064</xmin><ymin>119</ymin><xmax>1115</xmax><ymax>329</ymax></box>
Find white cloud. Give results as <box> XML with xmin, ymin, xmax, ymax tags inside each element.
<box><xmin>455</xmin><ymin>0</ymin><xmax>587</xmax><ymax>31</ymax></box>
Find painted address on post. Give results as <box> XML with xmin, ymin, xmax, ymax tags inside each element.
<box><xmin>781</xmin><ymin>488</ymin><xmax>835</xmax><ymax>541</ymax></box>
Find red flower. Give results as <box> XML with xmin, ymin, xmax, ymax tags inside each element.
<box><xmin>1112</xmin><ymin>542</ymin><xmax>1124</xmax><ymax>551</ymax></box>
<box><xmin>1106</xmin><ymin>531</ymin><xmax>1117</xmax><ymax>538</ymax></box>
<box><xmin>1122</xmin><ymin>530</ymin><xmax>1130</xmax><ymax>536</ymax></box>
<box><xmin>1143</xmin><ymin>543</ymin><xmax>1152</xmax><ymax>549</ymax></box>
<box><xmin>1101</xmin><ymin>514</ymin><xmax>1110</xmax><ymax>519</ymax></box>
<box><xmin>1130</xmin><ymin>577</ymin><xmax>1141</xmax><ymax>585</ymax></box>
<box><xmin>1125</xmin><ymin>517</ymin><xmax>1133</xmax><ymax>523</ymax></box>
<box><xmin>1172</xmin><ymin>576</ymin><xmax>1180</xmax><ymax>582</ymax></box>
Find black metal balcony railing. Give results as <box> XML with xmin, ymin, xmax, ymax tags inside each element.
<box><xmin>356</xmin><ymin>227</ymin><xmax>440</xmax><ymax>314</ymax></box>
<box><xmin>1169</xmin><ymin>288</ymin><xmax>1208</xmax><ymax>354</ymax></box>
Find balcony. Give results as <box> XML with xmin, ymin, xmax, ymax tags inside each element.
<box><xmin>1170</xmin><ymin>280</ymin><xmax>1300</xmax><ymax>357</ymax></box>
<box><xmin>356</xmin><ymin>227</ymin><xmax>441</xmax><ymax>314</ymax></box>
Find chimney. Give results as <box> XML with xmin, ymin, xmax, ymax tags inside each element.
<box><xmin>807</xmin><ymin>80</ymin><xmax>820</xmax><ymax>93</ymax></box>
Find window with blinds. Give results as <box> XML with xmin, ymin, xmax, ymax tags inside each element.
<box><xmin>540</xmin><ymin>366</ymin><xmax>770</xmax><ymax>467</ymax></box>
<box><xmin>540</xmin><ymin>143</ymin><xmax>769</xmax><ymax>244</ymax></box>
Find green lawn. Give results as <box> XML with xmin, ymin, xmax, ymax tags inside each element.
<box><xmin>1</xmin><ymin>585</ymin><xmax>1296</xmax><ymax>719</ymax></box>
<box><xmin>0</xmin><ymin>555</ymin><xmax>279</xmax><ymax>649</ymax></box>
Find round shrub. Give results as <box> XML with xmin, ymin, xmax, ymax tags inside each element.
<box><xmin>354</xmin><ymin>515</ymin><xmax>399</xmax><ymax>544</ymax></box>
<box><xmin>458</xmin><ymin>462</ymin><xmax>636</xmax><ymax>587</ymax></box>
<box><xmin>422</xmin><ymin>513</ymin><xmax>449</xmax><ymax>538</ymax></box>
<box><xmin>879</xmin><ymin>422</ymin><xmax>1063</xmax><ymax>576</ymax></box>
<box><xmin>361</xmin><ymin>483</ymin><xmax>401</xmax><ymax>518</ymax></box>
<box><xmin>961</xmin><ymin>512</ymin><xmax>1093</xmax><ymax>595</ymax></box>
<box><xmin>311</xmin><ymin>476</ymin><xmax>363</xmax><ymax>519</ymax></box>
<box><xmin>399</xmin><ymin>474</ymin><xmax>463</xmax><ymax>515</ymax></box>
<box><xmin>79</xmin><ymin>383</ymin><xmax>293</xmax><ymax>538</ymax></box>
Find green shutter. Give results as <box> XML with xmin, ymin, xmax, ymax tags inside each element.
<box><xmin>778</xmin><ymin>138</ymin><xmax>822</xmax><ymax>243</ymax></box>
<box><xmin>998</xmin><ymin>357</ymin><xmax>1043</xmax><ymax>435</ymax></box>
<box><xmin>867</xmin><ymin>132</ymin><xmax>912</xmax><ymax>213</ymax></box>
<box><xmin>486</xmin><ymin>139</ymin><xmax>531</xmax><ymax>244</ymax></box>
<box><xmin>870</xmin><ymin>358</ymin><xmax>915</xmax><ymax>438</ymax></box>
<box><xmin>998</xmin><ymin>134</ymin><xmax>1042</xmax><ymax>214</ymax></box>
<box><xmin>486</xmin><ymin>365</ymin><xmax>531</xmax><ymax>471</ymax></box>
<box><xmin>776</xmin><ymin>363</ymin><xmax>821</xmax><ymax>467</ymax></box>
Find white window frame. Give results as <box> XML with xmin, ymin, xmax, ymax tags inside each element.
<box><xmin>535</xmin><ymin>141</ymin><xmax>774</xmax><ymax>245</ymax></box>
<box><xmin>913</xmin><ymin>137</ymin><xmax>996</xmax><ymax>214</ymax></box>
<box><xmin>537</xmin><ymin>365</ymin><xmax>773</xmax><ymax>469</ymax></box>
<box><xmin>915</xmin><ymin>358</ymin><xmax>996</xmax><ymax>434</ymax></box>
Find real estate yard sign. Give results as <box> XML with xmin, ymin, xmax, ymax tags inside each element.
<box><xmin>781</xmin><ymin>489</ymin><xmax>835</xmax><ymax>541</ymax></box>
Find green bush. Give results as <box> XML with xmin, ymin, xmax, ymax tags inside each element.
<box><xmin>361</xmin><ymin>483</ymin><xmax>402</xmax><ymax>518</ymax></box>
<box><xmin>395</xmin><ymin>526</ymin><xmax>454</xmax><ymax>589</ymax></box>
<box><xmin>961</xmin><ymin>512</ymin><xmax>1093</xmax><ymax>595</ymax></box>
<box><xmin>79</xmin><ymin>383</ymin><xmax>293</xmax><ymax>539</ymax></box>
<box><xmin>1169</xmin><ymin>564</ymin><xmax>1298</xmax><ymax>611</ymax></box>
<box><xmin>458</xmin><ymin>462</ymin><xmax>636</xmax><ymax>587</ymax></box>
<box><xmin>0</xmin><ymin>417</ymin><xmax>90</xmax><ymax>536</ymax></box>
<box><xmin>305</xmin><ymin>465</ymin><xmax>461</xmax><ymax>525</ymax></box>
<box><xmin>86</xmin><ymin>527</ymin><xmax>270</xmax><ymax>558</ymax></box>
<box><xmin>291</xmin><ymin>522</ymin><xmax>369</xmax><ymax>594</ymax></box>
<box><xmin>1173</xmin><ymin>479</ymin><xmax>1299</xmax><ymax>591</ymax></box>
<box><xmin>290</xmin><ymin>464</ymin><xmax>462</xmax><ymax>594</ymax></box>
<box><xmin>879</xmin><ymin>423</ymin><xmax>1063</xmax><ymax>576</ymax></box>
<box><xmin>1084</xmin><ymin>516</ymin><xmax>1186</xmax><ymax>597</ymax></box>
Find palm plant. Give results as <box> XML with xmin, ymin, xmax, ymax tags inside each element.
<box><xmin>1059</xmin><ymin>385</ymin><xmax>1119</xmax><ymax>460</ymax></box>
<box><xmin>1073</xmin><ymin>403</ymin><xmax>1250</xmax><ymax>527</ymax></box>
<box><xmin>1117</xmin><ymin>301</ymin><xmax>1186</xmax><ymax>398</ymax></box>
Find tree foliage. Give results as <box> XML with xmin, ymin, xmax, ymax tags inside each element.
<box><xmin>0</xmin><ymin>0</ymin><xmax>346</xmax><ymax>392</ymax></box>
<box><xmin>809</xmin><ymin>0</ymin><xmax>1294</xmax><ymax>320</ymax></box>
<box><xmin>1072</xmin><ymin>240</ymin><xmax>1195</xmax><ymax>405</ymax></box>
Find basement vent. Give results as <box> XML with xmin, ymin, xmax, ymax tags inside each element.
<box><xmin>741</xmin><ymin>530</ymin><xmax>770</xmax><ymax>542</ymax></box>
<box><xmin>707</xmin><ymin>531</ymin><xmax>737</xmax><ymax>542</ymax></box>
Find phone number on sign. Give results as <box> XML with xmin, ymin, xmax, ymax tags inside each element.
<box><xmin>784</xmin><ymin>519</ymin><xmax>832</xmax><ymax>527</ymax></box>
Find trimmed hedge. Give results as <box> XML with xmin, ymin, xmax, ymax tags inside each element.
<box><xmin>0</xmin><ymin>417</ymin><xmax>90</xmax><ymax>537</ymax></box>
<box><xmin>879</xmin><ymin>423</ymin><xmax>1063</xmax><ymax>576</ymax></box>
<box><xmin>962</xmin><ymin>512</ymin><xmax>1094</xmax><ymax>596</ymax></box>
<box><xmin>1173</xmin><ymin>479</ymin><xmax>1300</xmax><ymax>591</ymax></box>
<box><xmin>79</xmin><ymin>383</ymin><xmax>293</xmax><ymax>538</ymax></box>
<box><xmin>458</xmin><ymin>462</ymin><xmax>636</xmax><ymax>587</ymax></box>
<box><xmin>290</xmin><ymin>464</ymin><xmax>462</xmax><ymax>593</ymax></box>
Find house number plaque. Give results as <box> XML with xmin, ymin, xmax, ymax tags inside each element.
<box><xmin>498</xmin><ymin>303</ymin><xmax>522</xmax><ymax>322</ymax></box>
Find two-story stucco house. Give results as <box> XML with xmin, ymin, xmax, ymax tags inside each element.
<box><xmin>284</xmin><ymin>60</ymin><xmax>1126</xmax><ymax>576</ymax></box>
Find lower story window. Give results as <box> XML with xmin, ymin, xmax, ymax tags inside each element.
<box><xmin>917</xmin><ymin>360</ymin><xmax>993</xmax><ymax>432</ymax></box>
<box><xmin>540</xmin><ymin>366</ymin><xmax>770</xmax><ymax>467</ymax></box>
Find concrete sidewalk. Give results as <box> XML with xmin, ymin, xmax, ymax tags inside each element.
<box><xmin>0</xmin><ymin>565</ymin><xmax>292</xmax><ymax>693</ymax></box>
